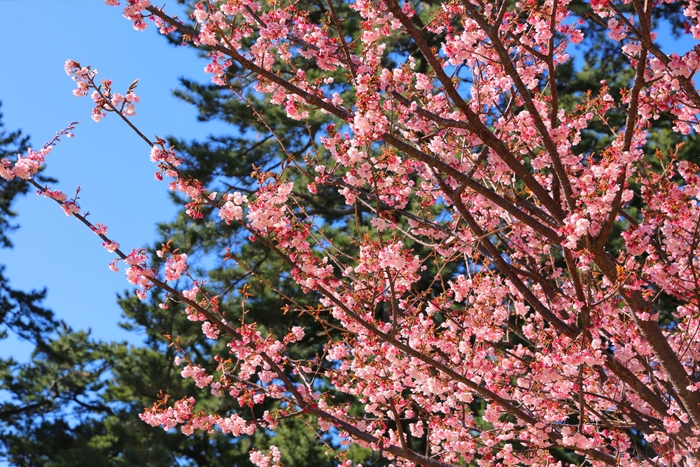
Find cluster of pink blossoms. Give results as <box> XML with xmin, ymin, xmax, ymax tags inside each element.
<box><xmin>65</xmin><ymin>59</ymin><xmax>140</xmax><ymax>122</ymax></box>
<box><xmin>0</xmin><ymin>146</ymin><xmax>51</xmax><ymax>181</ymax></box>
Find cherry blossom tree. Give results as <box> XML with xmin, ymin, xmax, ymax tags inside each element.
<box><xmin>5</xmin><ymin>0</ymin><xmax>700</xmax><ymax>464</ymax></box>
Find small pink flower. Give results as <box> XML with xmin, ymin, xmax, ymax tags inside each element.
<box><xmin>102</xmin><ymin>241</ymin><xmax>120</xmax><ymax>253</ymax></box>
<box><xmin>61</xmin><ymin>201</ymin><xmax>80</xmax><ymax>216</ymax></box>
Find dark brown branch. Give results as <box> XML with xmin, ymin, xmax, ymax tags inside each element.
<box><xmin>385</xmin><ymin>0</ymin><xmax>567</xmax><ymax>224</ymax></box>
<box><xmin>594</xmin><ymin>44</ymin><xmax>648</xmax><ymax>253</ymax></box>
<box><xmin>592</xmin><ymin>250</ymin><xmax>700</xmax><ymax>429</ymax></box>
<box><xmin>384</xmin><ymin>134</ymin><xmax>563</xmax><ymax>242</ymax></box>
<box><xmin>150</xmin><ymin>5</ymin><xmax>562</xmax><ymax>240</ymax></box>
<box><xmin>326</xmin><ymin>0</ymin><xmax>357</xmax><ymax>82</ymax></box>
<box><xmin>456</xmin><ymin>0</ymin><xmax>577</xmax><ymax>214</ymax></box>
<box><xmin>436</xmin><ymin>175</ymin><xmax>579</xmax><ymax>339</ymax></box>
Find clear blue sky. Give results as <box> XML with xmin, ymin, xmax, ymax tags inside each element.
<box><xmin>0</xmin><ymin>0</ymin><xmax>228</xmax><ymax>361</ymax></box>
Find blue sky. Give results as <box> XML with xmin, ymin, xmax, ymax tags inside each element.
<box><xmin>0</xmin><ymin>1</ymin><xmax>228</xmax><ymax>361</ymax></box>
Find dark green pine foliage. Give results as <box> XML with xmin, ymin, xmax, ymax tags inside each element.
<box><xmin>0</xmin><ymin>105</ymin><xmax>140</xmax><ymax>466</ymax></box>
<box><xmin>117</xmin><ymin>0</ymin><xmax>448</xmax><ymax>464</ymax></box>
<box><xmin>0</xmin><ymin>104</ymin><xmax>55</xmax><ymax>347</ymax></box>
<box><xmin>0</xmin><ymin>107</ymin><xmax>105</xmax><ymax>463</ymax></box>
<box><xmin>110</xmin><ymin>1</ymin><xmax>374</xmax><ymax>463</ymax></box>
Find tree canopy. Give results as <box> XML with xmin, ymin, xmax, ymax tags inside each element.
<box><xmin>5</xmin><ymin>0</ymin><xmax>700</xmax><ymax>465</ymax></box>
